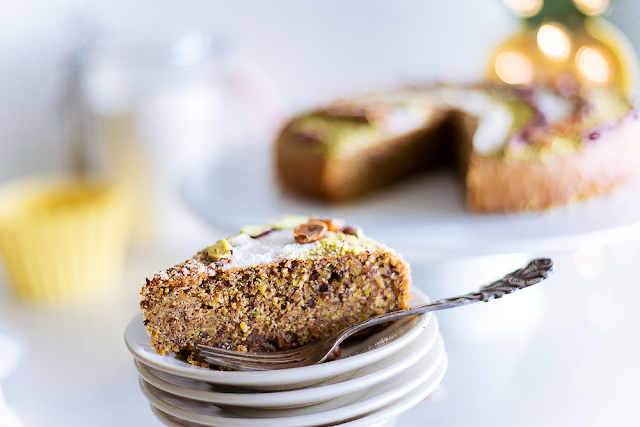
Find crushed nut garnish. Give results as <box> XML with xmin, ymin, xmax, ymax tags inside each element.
<box><xmin>317</xmin><ymin>218</ymin><xmax>345</xmax><ymax>232</ymax></box>
<box><xmin>252</xmin><ymin>227</ymin><xmax>275</xmax><ymax>238</ymax></box>
<box><xmin>207</xmin><ymin>239</ymin><xmax>232</xmax><ymax>260</ymax></box>
<box><xmin>341</xmin><ymin>226</ymin><xmax>360</xmax><ymax>237</ymax></box>
<box><xmin>273</xmin><ymin>214</ymin><xmax>311</xmax><ymax>230</ymax></box>
<box><xmin>240</xmin><ymin>224</ymin><xmax>271</xmax><ymax>237</ymax></box>
<box><xmin>293</xmin><ymin>220</ymin><xmax>328</xmax><ymax>244</ymax></box>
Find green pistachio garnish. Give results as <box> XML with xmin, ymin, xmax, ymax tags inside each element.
<box><xmin>272</xmin><ymin>214</ymin><xmax>311</xmax><ymax>230</ymax></box>
<box><xmin>207</xmin><ymin>239</ymin><xmax>232</xmax><ymax>260</ymax></box>
<box><xmin>239</xmin><ymin>321</ymin><xmax>248</xmax><ymax>333</ymax></box>
<box><xmin>240</xmin><ymin>224</ymin><xmax>272</xmax><ymax>236</ymax></box>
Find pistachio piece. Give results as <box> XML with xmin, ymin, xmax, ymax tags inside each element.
<box><xmin>253</xmin><ymin>228</ymin><xmax>276</xmax><ymax>239</ymax></box>
<box><xmin>293</xmin><ymin>220</ymin><xmax>328</xmax><ymax>244</ymax></box>
<box><xmin>239</xmin><ymin>321</ymin><xmax>249</xmax><ymax>333</ymax></box>
<box><xmin>240</xmin><ymin>224</ymin><xmax>271</xmax><ymax>236</ymax></box>
<box><xmin>317</xmin><ymin>218</ymin><xmax>345</xmax><ymax>232</ymax></box>
<box><xmin>207</xmin><ymin>239</ymin><xmax>232</xmax><ymax>260</ymax></box>
<box><xmin>341</xmin><ymin>225</ymin><xmax>361</xmax><ymax>237</ymax></box>
<box><xmin>272</xmin><ymin>214</ymin><xmax>311</xmax><ymax>230</ymax></box>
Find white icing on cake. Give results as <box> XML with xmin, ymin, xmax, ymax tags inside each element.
<box><xmin>221</xmin><ymin>230</ymin><xmax>323</xmax><ymax>271</ymax></box>
<box><xmin>472</xmin><ymin>103</ymin><xmax>514</xmax><ymax>155</ymax></box>
<box><xmin>533</xmin><ymin>88</ymin><xmax>573</xmax><ymax>124</ymax></box>
<box><xmin>374</xmin><ymin>105</ymin><xmax>434</xmax><ymax>138</ymax></box>
<box><xmin>621</xmin><ymin>108</ymin><xmax>640</xmax><ymax>138</ymax></box>
<box><xmin>422</xmin><ymin>87</ymin><xmax>514</xmax><ymax>155</ymax></box>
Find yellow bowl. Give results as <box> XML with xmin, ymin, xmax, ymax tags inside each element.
<box><xmin>0</xmin><ymin>177</ymin><xmax>134</xmax><ymax>304</ymax></box>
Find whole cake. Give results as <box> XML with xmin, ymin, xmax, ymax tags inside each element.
<box><xmin>140</xmin><ymin>216</ymin><xmax>411</xmax><ymax>365</ymax></box>
<box><xmin>275</xmin><ymin>83</ymin><xmax>640</xmax><ymax>213</ymax></box>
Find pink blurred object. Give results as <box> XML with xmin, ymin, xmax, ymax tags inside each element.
<box><xmin>225</xmin><ymin>54</ymin><xmax>290</xmax><ymax>137</ymax></box>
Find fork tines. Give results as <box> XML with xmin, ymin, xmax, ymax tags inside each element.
<box><xmin>197</xmin><ymin>345</ymin><xmax>304</xmax><ymax>360</ymax></box>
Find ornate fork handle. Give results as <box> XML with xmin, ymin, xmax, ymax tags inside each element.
<box><xmin>331</xmin><ymin>258</ymin><xmax>553</xmax><ymax>348</ymax></box>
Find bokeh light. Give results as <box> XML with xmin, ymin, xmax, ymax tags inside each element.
<box><xmin>573</xmin><ymin>0</ymin><xmax>609</xmax><ymax>15</ymax></box>
<box><xmin>576</xmin><ymin>46</ymin><xmax>610</xmax><ymax>83</ymax></box>
<box><xmin>495</xmin><ymin>51</ymin><xmax>534</xmax><ymax>84</ymax></box>
<box><xmin>537</xmin><ymin>24</ymin><xmax>572</xmax><ymax>61</ymax></box>
<box><xmin>504</xmin><ymin>0</ymin><xmax>544</xmax><ymax>17</ymax></box>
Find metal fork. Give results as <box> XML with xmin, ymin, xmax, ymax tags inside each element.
<box><xmin>197</xmin><ymin>258</ymin><xmax>552</xmax><ymax>371</ymax></box>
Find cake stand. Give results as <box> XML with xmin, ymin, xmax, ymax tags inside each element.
<box><xmin>182</xmin><ymin>144</ymin><xmax>640</xmax><ymax>262</ymax></box>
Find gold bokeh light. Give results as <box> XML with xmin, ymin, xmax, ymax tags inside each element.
<box><xmin>504</xmin><ymin>0</ymin><xmax>544</xmax><ymax>17</ymax></box>
<box><xmin>576</xmin><ymin>46</ymin><xmax>610</xmax><ymax>83</ymax></box>
<box><xmin>573</xmin><ymin>0</ymin><xmax>609</xmax><ymax>15</ymax></box>
<box><xmin>495</xmin><ymin>51</ymin><xmax>534</xmax><ymax>84</ymax></box>
<box><xmin>537</xmin><ymin>24</ymin><xmax>572</xmax><ymax>61</ymax></box>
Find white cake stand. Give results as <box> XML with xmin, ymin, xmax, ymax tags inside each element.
<box><xmin>182</xmin><ymin>144</ymin><xmax>640</xmax><ymax>262</ymax></box>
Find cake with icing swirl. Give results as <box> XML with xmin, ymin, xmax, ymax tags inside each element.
<box><xmin>275</xmin><ymin>83</ymin><xmax>640</xmax><ymax>212</ymax></box>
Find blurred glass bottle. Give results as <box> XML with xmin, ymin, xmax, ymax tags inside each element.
<box><xmin>82</xmin><ymin>33</ymin><xmax>232</xmax><ymax>245</ymax></box>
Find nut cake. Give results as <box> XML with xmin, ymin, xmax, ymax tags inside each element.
<box><xmin>140</xmin><ymin>216</ymin><xmax>411</xmax><ymax>366</ymax></box>
<box><xmin>275</xmin><ymin>83</ymin><xmax>640</xmax><ymax>212</ymax></box>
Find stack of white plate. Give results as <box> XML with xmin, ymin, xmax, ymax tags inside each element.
<box><xmin>124</xmin><ymin>287</ymin><xmax>447</xmax><ymax>427</ymax></box>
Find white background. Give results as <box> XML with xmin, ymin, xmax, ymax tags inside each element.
<box><xmin>1</xmin><ymin>0</ymin><xmax>520</xmax><ymax>183</ymax></box>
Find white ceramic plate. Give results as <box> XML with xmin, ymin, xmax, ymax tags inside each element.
<box><xmin>134</xmin><ymin>315</ymin><xmax>438</xmax><ymax>409</ymax></box>
<box><xmin>125</xmin><ymin>287</ymin><xmax>431</xmax><ymax>390</ymax></box>
<box><xmin>149</xmin><ymin>405</ymin><xmax>398</xmax><ymax>427</ymax></box>
<box><xmin>139</xmin><ymin>335</ymin><xmax>445</xmax><ymax>427</ymax></box>
<box><xmin>183</xmin><ymin>146</ymin><xmax>640</xmax><ymax>259</ymax></box>
<box><xmin>150</xmin><ymin>355</ymin><xmax>447</xmax><ymax>427</ymax></box>
<box><xmin>329</xmin><ymin>352</ymin><xmax>447</xmax><ymax>427</ymax></box>
<box><xmin>146</xmin><ymin>353</ymin><xmax>448</xmax><ymax>427</ymax></box>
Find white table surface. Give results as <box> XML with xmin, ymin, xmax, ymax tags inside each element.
<box><xmin>1</xmin><ymin>218</ymin><xmax>639</xmax><ymax>427</ymax></box>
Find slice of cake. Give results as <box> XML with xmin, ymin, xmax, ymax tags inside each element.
<box><xmin>275</xmin><ymin>93</ymin><xmax>453</xmax><ymax>202</ymax></box>
<box><xmin>140</xmin><ymin>216</ymin><xmax>411</xmax><ymax>365</ymax></box>
<box><xmin>275</xmin><ymin>83</ymin><xmax>640</xmax><ymax>213</ymax></box>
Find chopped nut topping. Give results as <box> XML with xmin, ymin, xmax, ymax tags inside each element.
<box><xmin>239</xmin><ymin>321</ymin><xmax>249</xmax><ymax>334</ymax></box>
<box><xmin>316</xmin><ymin>218</ymin><xmax>345</xmax><ymax>232</ymax></box>
<box><xmin>273</xmin><ymin>214</ymin><xmax>311</xmax><ymax>230</ymax></box>
<box><xmin>341</xmin><ymin>226</ymin><xmax>360</xmax><ymax>236</ymax></box>
<box><xmin>293</xmin><ymin>220</ymin><xmax>328</xmax><ymax>244</ymax></box>
<box><xmin>207</xmin><ymin>239</ymin><xmax>232</xmax><ymax>260</ymax></box>
<box><xmin>240</xmin><ymin>224</ymin><xmax>271</xmax><ymax>236</ymax></box>
<box><xmin>252</xmin><ymin>228</ymin><xmax>275</xmax><ymax>238</ymax></box>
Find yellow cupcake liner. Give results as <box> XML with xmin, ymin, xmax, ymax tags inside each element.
<box><xmin>0</xmin><ymin>177</ymin><xmax>134</xmax><ymax>304</ymax></box>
